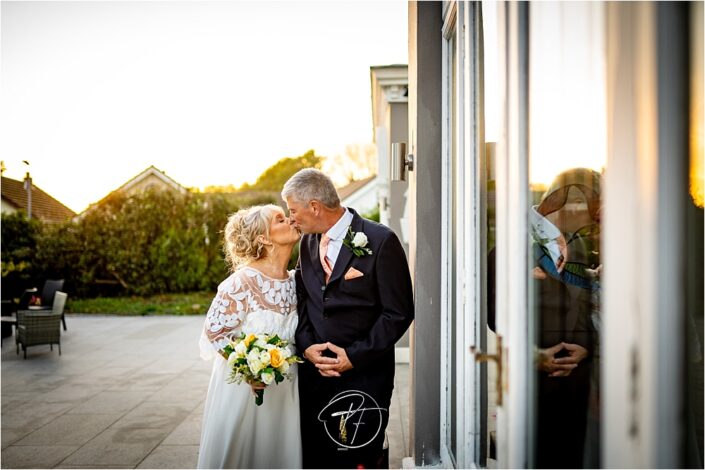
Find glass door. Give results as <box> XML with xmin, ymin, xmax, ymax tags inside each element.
<box><xmin>527</xmin><ymin>3</ymin><xmax>607</xmax><ymax>468</ymax></box>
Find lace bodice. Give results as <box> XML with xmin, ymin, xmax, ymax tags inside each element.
<box><xmin>199</xmin><ymin>267</ymin><xmax>298</xmax><ymax>359</ymax></box>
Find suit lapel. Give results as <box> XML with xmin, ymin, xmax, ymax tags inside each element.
<box><xmin>328</xmin><ymin>210</ymin><xmax>364</xmax><ymax>285</ymax></box>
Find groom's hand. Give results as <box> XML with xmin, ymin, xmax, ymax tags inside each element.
<box><xmin>313</xmin><ymin>342</ymin><xmax>353</xmax><ymax>377</ymax></box>
<box><xmin>304</xmin><ymin>343</ymin><xmax>339</xmax><ymax>376</ymax></box>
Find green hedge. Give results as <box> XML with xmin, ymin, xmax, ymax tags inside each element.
<box><xmin>2</xmin><ymin>190</ymin><xmax>280</xmax><ymax>299</ymax></box>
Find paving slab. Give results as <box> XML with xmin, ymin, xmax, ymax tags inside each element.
<box><xmin>14</xmin><ymin>413</ymin><xmax>121</xmax><ymax>446</ymax></box>
<box><xmin>59</xmin><ymin>427</ymin><xmax>167</xmax><ymax>467</ymax></box>
<box><xmin>136</xmin><ymin>445</ymin><xmax>200</xmax><ymax>469</ymax></box>
<box><xmin>67</xmin><ymin>391</ymin><xmax>146</xmax><ymax>415</ymax></box>
<box><xmin>1</xmin><ymin>445</ymin><xmax>79</xmax><ymax>469</ymax></box>
<box><xmin>161</xmin><ymin>408</ymin><xmax>203</xmax><ymax>446</ymax></box>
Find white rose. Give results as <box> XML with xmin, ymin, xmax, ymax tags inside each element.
<box><xmin>227</xmin><ymin>353</ymin><xmax>239</xmax><ymax>366</ymax></box>
<box><xmin>255</xmin><ymin>339</ymin><xmax>268</xmax><ymax>349</ymax></box>
<box><xmin>248</xmin><ymin>358</ymin><xmax>263</xmax><ymax>374</ymax></box>
<box><xmin>259</xmin><ymin>350</ymin><xmax>271</xmax><ymax>365</ymax></box>
<box><xmin>279</xmin><ymin>360</ymin><xmax>290</xmax><ymax>374</ymax></box>
<box><xmin>264</xmin><ymin>343</ymin><xmax>276</xmax><ymax>351</ymax></box>
<box><xmin>247</xmin><ymin>350</ymin><xmax>263</xmax><ymax>373</ymax></box>
<box><xmin>261</xmin><ymin>371</ymin><xmax>274</xmax><ymax>385</ymax></box>
<box><xmin>234</xmin><ymin>341</ymin><xmax>247</xmax><ymax>355</ymax></box>
<box><xmin>352</xmin><ymin>231</ymin><xmax>368</xmax><ymax>247</ymax></box>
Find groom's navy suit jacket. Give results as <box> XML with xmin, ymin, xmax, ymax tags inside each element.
<box><xmin>295</xmin><ymin>208</ymin><xmax>414</xmax><ymax>373</ymax></box>
<box><xmin>295</xmin><ymin>208</ymin><xmax>414</xmax><ymax>467</ymax></box>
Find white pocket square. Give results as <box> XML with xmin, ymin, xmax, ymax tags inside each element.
<box><xmin>344</xmin><ymin>267</ymin><xmax>364</xmax><ymax>280</ymax></box>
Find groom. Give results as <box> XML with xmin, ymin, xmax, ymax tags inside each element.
<box><xmin>282</xmin><ymin>169</ymin><xmax>414</xmax><ymax>469</ymax></box>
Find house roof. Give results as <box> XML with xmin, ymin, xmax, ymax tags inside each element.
<box><xmin>80</xmin><ymin>165</ymin><xmax>188</xmax><ymax>215</ymax></box>
<box><xmin>119</xmin><ymin>165</ymin><xmax>187</xmax><ymax>194</ymax></box>
<box><xmin>1</xmin><ymin>176</ymin><xmax>76</xmax><ymax>223</ymax></box>
<box><xmin>337</xmin><ymin>175</ymin><xmax>377</xmax><ymax>201</ymax></box>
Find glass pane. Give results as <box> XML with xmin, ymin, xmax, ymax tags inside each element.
<box><xmin>528</xmin><ymin>3</ymin><xmax>606</xmax><ymax>468</ymax></box>
<box><xmin>685</xmin><ymin>2</ymin><xmax>704</xmax><ymax>467</ymax></box>
<box><xmin>482</xmin><ymin>1</ymin><xmax>499</xmax><ymax>467</ymax></box>
<box><xmin>449</xmin><ymin>30</ymin><xmax>459</xmax><ymax>465</ymax></box>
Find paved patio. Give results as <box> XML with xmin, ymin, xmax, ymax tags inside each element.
<box><xmin>1</xmin><ymin>315</ymin><xmax>410</xmax><ymax>469</ymax></box>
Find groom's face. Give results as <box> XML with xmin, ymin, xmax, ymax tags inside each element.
<box><xmin>285</xmin><ymin>197</ymin><xmax>318</xmax><ymax>234</ymax></box>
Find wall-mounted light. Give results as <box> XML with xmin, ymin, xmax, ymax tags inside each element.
<box><xmin>390</xmin><ymin>142</ymin><xmax>414</xmax><ymax>181</ymax></box>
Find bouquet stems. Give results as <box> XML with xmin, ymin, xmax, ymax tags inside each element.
<box><xmin>255</xmin><ymin>389</ymin><xmax>264</xmax><ymax>406</ymax></box>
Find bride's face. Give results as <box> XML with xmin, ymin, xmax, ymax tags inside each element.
<box><xmin>268</xmin><ymin>208</ymin><xmax>300</xmax><ymax>246</ymax></box>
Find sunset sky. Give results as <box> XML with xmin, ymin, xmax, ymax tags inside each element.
<box><xmin>1</xmin><ymin>1</ymin><xmax>408</xmax><ymax>212</ymax></box>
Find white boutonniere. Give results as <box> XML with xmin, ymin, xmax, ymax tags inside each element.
<box><xmin>342</xmin><ymin>227</ymin><xmax>373</xmax><ymax>257</ymax></box>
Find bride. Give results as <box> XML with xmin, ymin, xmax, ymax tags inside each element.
<box><xmin>197</xmin><ymin>204</ymin><xmax>302</xmax><ymax>469</ymax></box>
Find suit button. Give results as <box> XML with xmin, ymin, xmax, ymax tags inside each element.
<box><xmin>321</xmin><ymin>286</ymin><xmax>326</xmax><ymax>292</ymax></box>
<box><xmin>323</xmin><ymin>297</ymin><xmax>329</xmax><ymax>302</ymax></box>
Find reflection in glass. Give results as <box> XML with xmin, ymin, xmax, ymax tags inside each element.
<box><xmin>528</xmin><ymin>3</ymin><xmax>606</xmax><ymax>468</ymax></box>
<box><xmin>530</xmin><ymin>169</ymin><xmax>601</xmax><ymax>468</ymax></box>
<box><xmin>482</xmin><ymin>1</ymin><xmax>499</xmax><ymax>465</ymax></box>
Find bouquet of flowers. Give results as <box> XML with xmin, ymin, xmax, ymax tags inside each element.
<box><xmin>223</xmin><ymin>333</ymin><xmax>302</xmax><ymax>406</ymax></box>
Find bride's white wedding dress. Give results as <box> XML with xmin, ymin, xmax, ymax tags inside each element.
<box><xmin>197</xmin><ymin>267</ymin><xmax>302</xmax><ymax>469</ymax></box>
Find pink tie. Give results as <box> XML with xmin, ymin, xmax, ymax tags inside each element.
<box><xmin>319</xmin><ymin>234</ymin><xmax>333</xmax><ymax>283</ymax></box>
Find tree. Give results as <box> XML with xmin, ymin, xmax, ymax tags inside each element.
<box><xmin>243</xmin><ymin>149</ymin><xmax>324</xmax><ymax>192</ymax></box>
<box><xmin>1</xmin><ymin>212</ymin><xmax>43</xmax><ymax>299</ymax></box>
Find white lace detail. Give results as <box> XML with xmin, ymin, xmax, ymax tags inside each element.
<box><xmin>198</xmin><ymin>267</ymin><xmax>297</xmax><ymax>360</ymax></box>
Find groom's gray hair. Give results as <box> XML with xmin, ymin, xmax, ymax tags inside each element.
<box><xmin>282</xmin><ymin>168</ymin><xmax>341</xmax><ymax>208</ymax></box>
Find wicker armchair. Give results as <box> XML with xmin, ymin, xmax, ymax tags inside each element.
<box><xmin>28</xmin><ymin>279</ymin><xmax>67</xmax><ymax>330</ymax></box>
<box><xmin>16</xmin><ymin>292</ymin><xmax>67</xmax><ymax>359</ymax></box>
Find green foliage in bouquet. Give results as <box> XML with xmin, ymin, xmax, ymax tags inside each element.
<box><xmin>224</xmin><ymin>333</ymin><xmax>303</xmax><ymax>406</ymax></box>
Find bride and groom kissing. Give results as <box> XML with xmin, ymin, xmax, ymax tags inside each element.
<box><xmin>197</xmin><ymin>168</ymin><xmax>415</xmax><ymax>469</ymax></box>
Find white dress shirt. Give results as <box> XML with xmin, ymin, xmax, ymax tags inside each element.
<box><xmin>322</xmin><ymin>208</ymin><xmax>353</xmax><ymax>267</ymax></box>
<box><xmin>529</xmin><ymin>205</ymin><xmax>563</xmax><ymax>267</ymax></box>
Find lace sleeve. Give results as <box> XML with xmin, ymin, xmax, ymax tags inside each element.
<box><xmin>198</xmin><ymin>273</ymin><xmax>251</xmax><ymax>359</ymax></box>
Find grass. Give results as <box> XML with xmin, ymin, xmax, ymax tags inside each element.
<box><xmin>66</xmin><ymin>291</ymin><xmax>214</xmax><ymax>316</ymax></box>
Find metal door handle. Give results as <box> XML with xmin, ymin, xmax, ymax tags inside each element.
<box><xmin>470</xmin><ymin>335</ymin><xmax>503</xmax><ymax>406</ymax></box>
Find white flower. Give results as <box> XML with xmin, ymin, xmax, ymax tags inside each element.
<box><xmin>247</xmin><ymin>350</ymin><xmax>264</xmax><ymax>373</ymax></box>
<box><xmin>352</xmin><ymin>231</ymin><xmax>368</xmax><ymax>247</ymax></box>
<box><xmin>279</xmin><ymin>360</ymin><xmax>290</xmax><ymax>374</ymax></box>
<box><xmin>248</xmin><ymin>358</ymin><xmax>263</xmax><ymax>374</ymax></box>
<box><xmin>261</xmin><ymin>371</ymin><xmax>275</xmax><ymax>385</ymax></box>
<box><xmin>264</xmin><ymin>343</ymin><xmax>276</xmax><ymax>351</ymax></box>
<box><xmin>259</xmin><ymin>350</ymin><xmax>271</xmax><ymax>365</ymax></box>
<box><xmin>254</xmin><ymin>339</ymin><xmax>267</xmax><ymax>349</ymax></box>
<box><xmin>232</xmin><ymin>372</ymin><xmax>244</xmax><ymax>383</ymax></box>
<box><xmin>234</xmin><ymin>341</ymin><xmax>247</xmax><ymax>355</ymax></box>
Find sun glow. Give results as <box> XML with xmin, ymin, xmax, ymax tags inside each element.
<box><xmin>691</xmin><ymin>1</ymin><xmax>704</xmax><ymax>209</ymax></box>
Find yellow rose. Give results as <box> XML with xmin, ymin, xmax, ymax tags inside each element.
<box><xmin>244</xmin><ymin>334</ymin><xmax>256</xmax><ymax>348</ymax></box>
<box><xmin>270</xmin><ymin>349</ymin><xmax>284</xmax><ymax>368</ymax></box>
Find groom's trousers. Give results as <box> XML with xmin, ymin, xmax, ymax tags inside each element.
<box><xmin>299</xmin><ymin>360</ymin><xmax>392</xmax><ymax>469</ymax></box>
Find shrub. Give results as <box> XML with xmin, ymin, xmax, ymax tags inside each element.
<box><xmin>29</xmin><ymin>189</ymin><xmax>278</xmax><ymax>298</ymax></box>
<box><xmin>1</xmin><ymin>212</ymin><xmax>43</xmax><ymax>299</ymax></box>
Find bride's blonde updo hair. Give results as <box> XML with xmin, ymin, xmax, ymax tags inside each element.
<box><xmin>223</xmin><ymin>204</ymin><xmax>281</xmax><ymax>272</ymax></box>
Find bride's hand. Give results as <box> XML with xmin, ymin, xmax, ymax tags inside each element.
<box><xmin>250</xmin><ymin>381</ymin><xmax>266</xmax><ymax>395</ymax></box>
